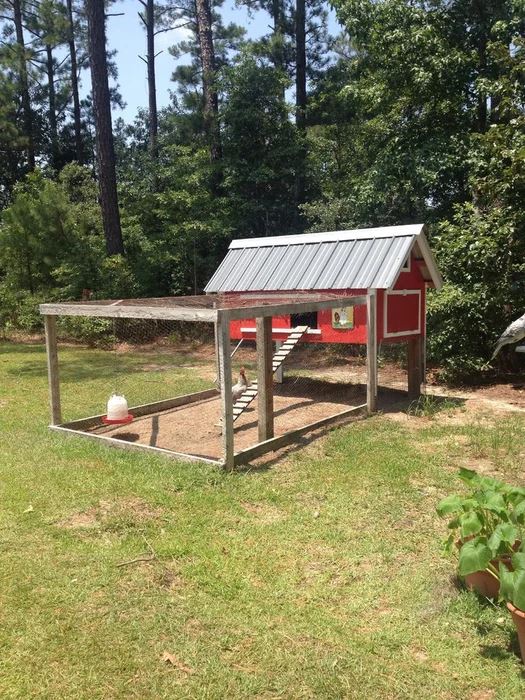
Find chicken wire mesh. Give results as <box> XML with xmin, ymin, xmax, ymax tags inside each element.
<box><xmin>228</xmin><ymin>339</ymin><xmax>367</xmax><ymax>444</ymax></box>
<box><xmin>56</xmin><ymin>317</ymin><xmax>217</xmax><ymax>426</ymax></box>
<box><xmin>52</xmin><ymin>313</ymin><xmax>416</xmax><ymax>463</ymax></box>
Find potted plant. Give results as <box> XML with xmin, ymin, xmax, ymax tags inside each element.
<box><xmin>498</xmin><ymin>553</ymin><xmax>525</xmax><ymax>663</ymax></box>
<box><xmin>437</xmin><ymin>468</ymin><xmax>525</xmax><ymax>598</ymax></box>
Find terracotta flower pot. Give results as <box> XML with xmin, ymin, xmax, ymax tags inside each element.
<box><xmin>456</xmin><ymin>539</ymin><xmax>516</xmax><ymax>599</ymax></box>
<box><xmin>464</xmin><ymin>569</ymin><xmax>500</xmax><ymax>599</ymax></box>
<box><xmin>507</xmin><ymin>602</ymin><xmax>525</xmax><ymax>663</ymax></box>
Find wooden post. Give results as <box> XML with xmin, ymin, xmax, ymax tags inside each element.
<box><xmin>217</xmin><ymin>311</ymin><xmax>234</xmax><ymax>469</ymax></box>
<box><xmin>257</xmin><ymin>315</ymin><xmax>274</xmax><ymax>441</ymax></box>
<box><xmin>44</xmin><ymin>315</ymin><xmax>62</xmax><ymax>425</ymax></box>
<box><xmin>366</xmin><ymin>291</ymin><xmax>377</xmax><ymax>414</ymax></box>
<box><xmin>214</xmin><ymin>320</ymin><xmax>221</xmax><ymax>388</ymax></box>
<box><xmin>421</xmin><ymin>332</ymin><xmax>427</xmax><ymax>394</ymax></box>
<box><xmin>407</xmin><ymin>336</ymin><xmax>423</xmax><ymax>400</ymax></box>
<box><xmin>274</xmin><ymin>340</ymin><xmax>283</xmax><ymax>384</ymax></box>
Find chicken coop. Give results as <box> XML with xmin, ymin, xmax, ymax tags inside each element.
<box><xmin>40</xmin><ymin>224</ymin><xmax>442</xmax><ymax>469</ymax></box>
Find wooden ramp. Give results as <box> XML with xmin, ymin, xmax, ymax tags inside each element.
<box><xmin>233</xmin><ymin>326</ymin><xmax>309</xmax><ymax>422</ymax></box>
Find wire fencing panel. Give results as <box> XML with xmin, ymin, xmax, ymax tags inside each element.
<box><xmin>55</xmin><ymin>318</ymin><xmax>216</xmax><ymax>424</ymax></box>
<box><xmin>49</xmin><ymin>311</ymin><xmax>414</xmax><ymax>462</ymax></box>
<box><xmin>226</xmin><ymin>337</ymin><xmax>369</xmax><ymax>457</ymax></box>
<box><xmin>274</xmin><ymin>342</ymin><xmax>368</xmax><ymax>437</ymax></box>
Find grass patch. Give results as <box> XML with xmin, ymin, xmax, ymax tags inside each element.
<box><xmin>407</xmin><ymin>393</ymin><xmax>461</xmax><ymax>418</ymax></box>
<box><xmin>1</xmin><ymin>341</ymin><xmax>525</xmax><ymax>698</ymax></box>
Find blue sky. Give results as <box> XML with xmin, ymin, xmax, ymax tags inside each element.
<box><xmin>99</xmin><ymin>0</ymin><xmax>339</xmax><ymax>122</ymax></box>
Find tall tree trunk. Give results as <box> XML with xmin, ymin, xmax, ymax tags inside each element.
<box><xmin>271</xmin><ymin>0</ymin><xmax>285</xmax><ymax>73</ymax></box>
<box><xmin>85</xmin><ymin>0</ymin><xmax>124</xmax><ymax>256</ymax></box>
<box><xmin>295</xmin><ymin>0</ymin><xmax>306</xmax><ymax>209</ymax></box>
<box><xmin>66</xmin><ymin>0</ymin><xmax>83</xmax><ymax>162</ymax></box>
<box><xmin>12</xmin><ymin>0</ymin><xmax>35</xmax><ymax>169</ymax></box>
<box><xmin>46</xmin><ymin>44</ymin><xmax>59</xmax><ymax>168</ymax></box>
<box><xmin>145</xmin><ymin>0</ymin><xmax>158</xmax><ymax>162</ymax></box>
<box><xmin>195</xmin><ymin>0</ymin><xmax>222</xmax><ymax>173</ymax></box>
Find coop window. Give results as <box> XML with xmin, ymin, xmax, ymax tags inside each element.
<box><xmin>401</xmin><ymin>255</ymin><xmax>411</xmax><ymax>272</ymax></box>
<box><xmin>291</xmin><ymin>311</ymin><xmax>318</xmax><ymax>329</ymax></box>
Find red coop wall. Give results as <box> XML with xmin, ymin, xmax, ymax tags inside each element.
<box><xmin>228</xmin><ymin>253</ymin><xmax>427</xmax><ymax>345</ymax></box>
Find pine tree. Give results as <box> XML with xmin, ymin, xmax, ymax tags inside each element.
<box><xmin>65</xmin><ymin>0</ymin><xmax>84</xmax><ymax>162</ymax></box>
<box><xmin>0</xmin><ymin>0</ymin><xmax>35</xmax><ymax>168</ymax></box>
<box><xmin>85</xmin><ymin>0</ymin><xmax>124</xmax><ymax>255</ymax></box>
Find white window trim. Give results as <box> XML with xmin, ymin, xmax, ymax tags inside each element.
<box><xmin>400</xmin><ymin>255</ymin><xmax>411</xmax><ymax>273</ymax></box>
<box><xmin>383</xmin><ymin>289</ymin><xmax>421</xmax><ymax>339</ymax></box>
<box><xmin>240</xmin><ymin>327</ymin><xmax>322</xmax><ymax>335</ymax></box>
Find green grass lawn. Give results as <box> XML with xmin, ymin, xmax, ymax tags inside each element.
<box><xmin>1</xmin><ymin>341</ymin><xmax>525</xmax><ymax>699</ymax></box>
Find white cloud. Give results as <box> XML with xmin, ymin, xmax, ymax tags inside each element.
<box><xmin>155</xmin><ymin>24</ymin><xmax>193</xmax><ymax>51</ymax></box>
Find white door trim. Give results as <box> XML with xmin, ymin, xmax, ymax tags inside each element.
<box><xmin>383</xmin><ymin>289</ymin><xmax>421</xmax><ymax>338</ymax></box>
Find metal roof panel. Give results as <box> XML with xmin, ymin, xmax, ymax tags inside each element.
<box><xmin>205</xmin><ymin>224</ymin><xmax>442</xmax><ymax>292</ymax></box>
<box><xmin>204</xmin><ymin>248</ymin><xmax>243</xmax><ymax>293</ymax></box>
<box><xmin>371</xmin><ymin>236</ymin><xmax>413</xmax><ymax>288</ymax></box>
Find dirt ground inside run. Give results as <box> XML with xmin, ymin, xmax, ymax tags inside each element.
<box><xmin>88</xmin><ymin>343</ymin><xmax>525</xmax><ymax>464</ymax></box>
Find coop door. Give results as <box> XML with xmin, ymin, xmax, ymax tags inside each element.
<box><xmin>383</xmin><ymin>290</ymin><xmax>421</xmax><ymax>338</ymax></box>
<box><xmin>291</xmin><ymin>312</ymin><xmax>318</xmax><ymax>329</ymax></box>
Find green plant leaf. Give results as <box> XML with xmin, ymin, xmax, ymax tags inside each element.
<box><xmin>479</xmin><ymin>490</ymin><xmax>507</xmax><ymax>516</ymax></box>
<box><xmin>514</xmin><ymin>500</ymin><xmax>525</xmax><ymax>521</ymax></box>
<box><xmin>447</xmin><ymin>516</ymin><xmax>461</xmax><ymax>530</ymax></box>
<box><xmin>458</xmin><ymin>468</ymin><xmax>479</xmax><ymax>485</ymax></box>
<box><xmin>512</xmin><ymin>553</ymin><xmax>525</xmax><ymax>571</ymax></box>
<box><xmin>458</xmin><ymin>539</ymin><xmax>492</xmax><ymax>576</ymax></box>
<box><xmin>443</xmin><ymin>533</ymin><xmax>455</xmax><ymax>553</ymax></box>
<box><xmin>436</xmin><ymin>494</ymin><xmax>463</xmax><ymax>517</ymax></box>
<box><xmin>459</xmin><ymin>511</ymin><xmax>483</xmax><ymax>538</ymax></box>
<box><xmin>498</xmin><ymin>563</ymin><xmax>515</xmax><ymax>602</ymax></box>
<box><xmin>506</xmin><ymin>487</ymin><xmax>525</xmax><ymax>507</ymax></box>
<box><xmin>511</xmin><ymin>571</ymin><xmax>525</xmax><ymax>611</ymax></box>
<box><xmin>488</xmin><ymin>522</ymin><xmax>518</xmax><ymax>555</ymax></box>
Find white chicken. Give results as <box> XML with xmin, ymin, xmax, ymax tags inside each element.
<box><xmin>232</xmin><ymin>367</ymin><xmax>249</xmax><ymax>402</ymax></box>
<box><xmin>491</xmin><ymin>312</ymin><xmax>525</xmax><ymax>360</ymax></box>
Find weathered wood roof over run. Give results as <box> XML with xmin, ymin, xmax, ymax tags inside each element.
<box><xmin>39</xmin><ymin>292</ymin><xmax>367</xmax><ymax>323</ymax></box>
<box><xmin>205</xmin><ymin>224</ymin><xmax>442</xmax><ymax>293</ymax></box>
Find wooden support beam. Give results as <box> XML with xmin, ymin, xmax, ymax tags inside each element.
<box><xmin>407</xmin><ymin>336</ymin><xmax>423</xmax><ymax>400</ymax></box>
<box><xmin>214</xmin><ymin>320</ymin><xmax>221</xmax><ymax>388</ymax></box>
<box><xmin>233</xmin><ymin>404</ymin><xmax>367</xmax><ymax>465</ymax></box>
<box><xmin>366</xmin><ymin>291</ymin><xmax>378</xmax><ymax>414</ymax></box>
<box><xmin>40</xmin><ymin>302</ymin><xmax>217</xmax><ymax>323</ymax></box>
<box><xmin>40</xmin><ymin>295</ymin><xmax>367</xmax><ymax>324</ymax></box>
<box><xmin>257</xmin><ymin>316</ymin><xmax>274</xmax><ymax>441</ymax></box>
<box><xmin>60</xmin><ymin>388</ymin><xmax>219</xmax><ymax>432</ymax></box>
<box><xmin>421</xmin><ymin>332</ymin><xmax>427</xmax><ymax>393</ymax></box>
<box><xmin>217</xmin><ymin>311</ymin><xmax>234</xmax><ymax>469</ymax></box>
<box><xmin>50</xmin><ymin>426</ymin><xmax>221</xmax><ymax>465</ymax></box>
<box><xmin>44</xmin><ymin>315</ymin><xmax>62</xmax><ymax>425</ymax></box>
<box><xmin>227</xmin><ymin>294</ymin><xmax>367</xmax><ymax>321</ymax></box>
<box><xmin>274</xmin><ymin>340</ymin><xmax>284</xmax><ymax>384</ymax></box>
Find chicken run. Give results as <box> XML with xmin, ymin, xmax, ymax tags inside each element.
<box><xmin>40</xmin><ymin>224</ymin><xmax>443</xmax><ymax>468</ymax></box>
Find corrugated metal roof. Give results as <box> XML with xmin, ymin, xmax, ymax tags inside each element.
<box><xmin>205</xmin><ymin>224</ymin><xmax>442</xmax><ymax>293</ymax></box>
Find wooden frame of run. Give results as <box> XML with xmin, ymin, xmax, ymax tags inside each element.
<box><xmin>40</xmin><ymin>292</ymin><xmax>374</xmax><ymax>469</ymax></box>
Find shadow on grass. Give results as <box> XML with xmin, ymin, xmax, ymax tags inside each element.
<box><xmin>0</xmin><ymin>342</ymin><xmax>46</xmax><ymax>355</ymax></box>
<box><xmin>450</xmin><ymin>574</ymin><xmax>501</xmax><ymax>609</ymax></box>
<box><xmin>3</xmin><ymin>349</ymin><xmax>204</xmax><ymax>384</ymax></box>
<box><xmin>461</xmin><ymin>584</ymin><xmax>525</xmax><ymax>672</ymax></box>
<box><xmin>234</xmin><ymin>412</ymin><xmax>368</xmax><ymax>473</ymax></box>
<box><xmin>479</xmin><ymin>636</ymin><xmax>524</xmax><ymax>671</ymax></box>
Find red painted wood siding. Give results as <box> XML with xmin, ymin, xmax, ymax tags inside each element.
<box><xmin>227</xmin><ymin>254</ymin><xmax>427</xmax><ymax>345</ymax></box>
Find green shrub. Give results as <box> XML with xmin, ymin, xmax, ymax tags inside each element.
<box><xmin>0</xmin><ymin>285</ymin><xmax>44</xmax><ymax>334</ymax></box>
<box><xmin>426</xmin><ymin>283</ymin><xmax>497</xmax><ymax>382</ymax></box>
<box><xmin>57</xmin><ymin>317</ymin><xmax>116</xmax><ymax>347</ymax></box>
